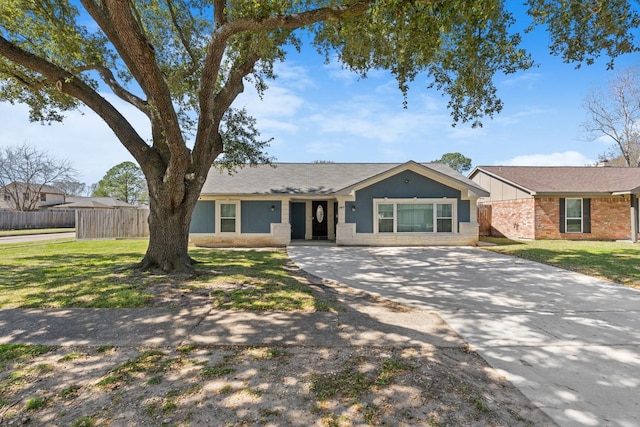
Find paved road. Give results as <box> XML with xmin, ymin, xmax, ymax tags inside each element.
<box><xmin>0</xmin><ymin>232</ymin><xmax>75</xmax><ymax>244</ymax></box>
<box><xmin>288</xmin><ymin>245</ymin><xmax>640</xmax><ymax>427</ymax></box>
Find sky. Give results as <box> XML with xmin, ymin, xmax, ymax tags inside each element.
<box><xmin>1</xmin><ymin>9</ymin><xmax>638</xmax><ymax>186</ymax></box>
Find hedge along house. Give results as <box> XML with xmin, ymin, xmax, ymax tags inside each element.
<box><xmin>469</xmin><ymin>166</ymin><xmax>640</xmax><ymax>241</ymax></box>
<box><xmin>189</xmin><ymin>161</ymin><xmax>489</xmax><ymax>247</ymax></box>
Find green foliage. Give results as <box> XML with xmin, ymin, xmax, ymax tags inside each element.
<box><xmin>526</xmin><ymin>0</ymin><xmax>640</xmax><ymax>69</ymax></box>
<box><xmin>2</xmin><ymin>1</ymin><xmax>635</xmax><ymax>133</ymax></box>
<box><xmin>433</xmin><ymin>152</ymin><xmax>473</xmax><ymax>174</ymax></box>
<box><xmin>92</xmin><ymin>161</ymin><xmax>148</xmax><ymax>205</ymax></box>
<box><xmin>25</xmin><ymin>396</ymin><xmax>45</xmax><ymax>410</ymax></box>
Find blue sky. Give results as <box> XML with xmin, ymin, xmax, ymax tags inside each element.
<box><xmin>0</xmin><ymin>13</ymin><xmax>637</xmax><ymax>186</ymax></box>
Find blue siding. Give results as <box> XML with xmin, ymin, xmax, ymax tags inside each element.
<box><xmin>241</xmin><ymin>201</ymin><xmax>281</xmax><ymax>233</ymax></box>
<box><xmin>190</xmin><ymin>201</ymin><xmax>215</xmax><ymax>233</ymax></box>
<box><xmin>345</xmin><ymin>170</ymin><xmax>467</xmax><ymax>233</ymax></box>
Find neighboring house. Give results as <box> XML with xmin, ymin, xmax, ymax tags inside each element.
<box><xmin>469</xmin><ymin>166</ymin><xmax>640</xmax><ymax>241</ymax></box>
<box><xmin>50</xmin><ymin>197</ymin><xmax>135</xmax><ymax>209</ymax></box>
<box><xmin>0</xmin><ymin>182</ymin><xmax>66</xmax><ymax>211</ymax></box>
<box><xmin>190</xmin><ymin>161</ymin><xmax>489</xmax><ymax>247</ymax></box>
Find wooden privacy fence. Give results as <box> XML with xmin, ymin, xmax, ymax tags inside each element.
<box><xmin>478</xmin><ymin>204</ymin><xmax>491</xmax><ymax>236</ymax></box>
<box><xmin>76</xmin><ymin>208</ymin><xmax>150</xmax><ymax>240</ymax></box>
<box><xmin>0</xmin><ymin>210</ymin><xmax>75</xmax><ymax>230</ymax></box>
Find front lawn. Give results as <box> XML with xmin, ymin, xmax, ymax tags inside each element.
<box><xmin>0</xmin><ymin>239</ymin><xmax>320</xmax><ymax>310</ymax></box>
<box><xmin>482</xmin><ymin>238</ymin><xmax>640</xmax><ymax>289</ymax></box>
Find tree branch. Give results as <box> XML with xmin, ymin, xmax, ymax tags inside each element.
<box><xmin>166</xmin><ymin>0</ymin><xmax>199</xmax><ymax>77</ymax></box>
<box><xmin>80</xmin><ymin>0</ymin><xmax>188</xmax><ymax>164</ymax></box>
<box><xmin>226</xmin><ymin>2</ymin><xmax>373</xmax><ymax>34</ymax></box>
<box><xmin>0</xmin><ymin>35</ymin><xmax>153</xmax><ymax>166</ymax></box>
<box><xmin>198</xmin><ymin>1</ymin><xmax>375</xmax><ymax>158</ymax></box>
<box><xmin>77</xmin><ymin>64</ymin><xmax>150</xmax><ymax>114</ymax></box>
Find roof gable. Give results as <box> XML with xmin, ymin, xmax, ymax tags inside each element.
<box><xmin>336</xmin><ymin>161</ymin><xmax>489</xmax><ymax>197</ymax></box>
<box><xmin>201</xmin><ymin>162</ymin><xmax>488</xmax><ymax>197</ymax></box>
<box><xmin>471</xmin><ymin>166</ymin><xmax>640</xmax><ymax>195</ymax></box>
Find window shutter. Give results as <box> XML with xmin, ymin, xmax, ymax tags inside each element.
<box><xmin>559</xmin><ymin>198</ymin><xmax>566</xmax><ymax>233</ymax></box>
<box><xmin>583</xmin><ymin>198</ymin><xmax>591</xmax><ymax>233</ymax></box>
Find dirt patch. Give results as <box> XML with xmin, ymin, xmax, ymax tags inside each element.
<box><xmin>0</xmin><ymin>344</ymin><xmax>552</xmax><ymax>426</ymax></box>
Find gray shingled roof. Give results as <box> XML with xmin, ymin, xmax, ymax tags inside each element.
<box><xmin>201</xmin><ymin>162</ymin><xmax>487</xmax><ymax>196</ymax></box>
<box><xmin>475</xmin><ymin>166</ymin><xmax>640</xmax><ymax>194</ymax></box>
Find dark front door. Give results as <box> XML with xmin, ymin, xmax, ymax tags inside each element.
<box><xmin>312</xmin><ymin>201</ymin><xmax>328</xmax><ymax>240</ymax></box>
<box><xmin>290</xmin><ymin>202</ymin><xmax>306</xmax><ymax>240</ymax></box>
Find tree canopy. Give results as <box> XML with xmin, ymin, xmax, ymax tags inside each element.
<box><xmin>93</xmin><ymin>161</ymin><xmax>148</xmax><ymax>205</ymax></box>
<box><xmin>433</xmin><ymin>152</ymin><xmax>472</xmax><ymax>174</ymax></box>
<box><xmin>1</xmin><ymin>0</ymin><xmax>638</xmax><ymax>272</ymax></box>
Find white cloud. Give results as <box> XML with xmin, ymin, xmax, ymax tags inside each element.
<box><xmin>272</xmin><ymin>62</ymin><xmax>316</xmax><ymax>91</ymax></box>
<box><xmin>501</xmin><ymin>72</ymin><xmax>542</xmax><ymax>88</ymax></box>
<box><xmin>305</xmin><ymin>141</ymin><xmax>343</xmax><ymax>155</ymax></box>
<box><xmin>493</xmin><ymin>107</ymin><xmax>554</xmax><ymax>126</ymax></box>
<box><xmin>306</xmin><ymin>91</ymin><xmax>450</xmax><ymax>145</ymax></box>
<box><xmin>498</xmin><ymin>151</ymin><xmax>595</xmax><ymax>166</ymax></box>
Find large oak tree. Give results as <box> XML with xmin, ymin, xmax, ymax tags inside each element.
<box><xmin>1</xmin><ymin>1</ymin><xmax>638</xmax><ymax>273</ymax></box>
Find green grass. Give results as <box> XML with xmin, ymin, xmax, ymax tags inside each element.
<box><xmin>0</xmin><ymin>344</ymin><xmax>52</xmax><ymax>364</ymax></box>
<box><xmin>0</xmin><ymin>239</ymin><xmax>318</xmax><ymax>309</ymax></box>
<box><xmin>482</xmin><ymin>238</ymin><xmax>640</xmax><ymax>289</ymax></box>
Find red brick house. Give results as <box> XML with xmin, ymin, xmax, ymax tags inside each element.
<box><xmin>469</xmin><ymin>166</ymin><xmax>640</xmax><ymax>241</ymax></box>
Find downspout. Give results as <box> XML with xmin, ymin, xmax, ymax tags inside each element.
<box><xmin>631</xmin><ymin>195</ymin><xmax>638</xmax><ymax>243</ymax></box>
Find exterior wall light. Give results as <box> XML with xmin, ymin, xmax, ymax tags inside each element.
<box><xmin>270</xmin><ymin>205</ymin><xmax>275</xmax><ymax>212</ymax></box>
<box><xmin>351</xmin><ymin>205</ymin><xmax>356</xmax><ymax>212</ymax></box>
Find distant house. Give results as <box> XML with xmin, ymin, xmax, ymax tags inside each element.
<box><xmin>0</xmin><ymin>182</ymin><xmax>66</xmax><ymax>211</ymax></box>
<box><xmin>50</xmin><ymin>197</ymin><xmax>135</xmax><ymax>209</ymax></box>
<box><xmin>190</xmin><ymin>161</ymin><xmax>488</xmax><ymax>247</ymax></box>
<box><xmin>469</xmin><ymin>166</ymin><xmax>640</xmax><ymax>241</ymax></box>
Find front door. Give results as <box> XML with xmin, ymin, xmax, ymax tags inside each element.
<box><xmin>312</xmin><ymin>201</ymin><xmax>328</xmax><ymax>240</ymax></box>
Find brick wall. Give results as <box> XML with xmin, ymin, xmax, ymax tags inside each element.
<box><xmin>535</xmin><ymin>197</ymin><xmax>560</xmax><ymax>239</ymax></box>
<box><xmin>535</xmin><ymin>196</ymin><xmax>631</xmax><ymax>240</ymax></box>
<box><xmin>480</xmin><ymin>199</ymin><xmax>535</xmax><ymax>239</ymax></box>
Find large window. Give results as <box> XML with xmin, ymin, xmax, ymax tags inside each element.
<box><xmin>565</xmin><ymin>198</ymin><xmax>583</xmax><ymax>233</ymax></box>
<box><xmin>219</xmin><ymin>202</ymin><xmax>238</xmax><ymax>233</ymax></box>
<box><xmin>376</xmin><ymin>199</ymin><xmax>455</xmax><ymax>233</ymax></box>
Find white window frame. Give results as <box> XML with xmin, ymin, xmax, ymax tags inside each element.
<box><xmin>373</xmin><ymin>198</ymin><xmax>457</xmax><ymax>234</ymax></box>
<box><xmin>218</xmin><ymin>201</ymin><xmax>240</xmax><ymax>234</ymax></box>
<box><xmin>565</xmin><ymin>198</ymin><xmax>583</xmax><ymax>234</ymax></box>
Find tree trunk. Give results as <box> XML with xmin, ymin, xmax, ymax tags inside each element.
<box><xmin>137</xmin><ymin>191</ymin><xmax>198</xmax><ymax>274</ymax></box>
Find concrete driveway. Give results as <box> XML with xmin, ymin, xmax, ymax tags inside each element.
<box><xmin>288</xmin><ymin>245</ymin><xmax>640</xmax><ymax>427</ymax></box>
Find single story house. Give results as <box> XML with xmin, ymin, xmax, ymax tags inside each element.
<box><xmin>50</xmin><ymin>197</ymin><xmax>135</xmax><ymax>209</ymax></box>
<box><xmin>189</xmin><ymin>161</ymin><xmax>489</xmax><ymax>247</ymax></box>
<box><xmin>469</xmin><ymin>166</ymin><xmax>640</xmax><ymax>241</ymax></box>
